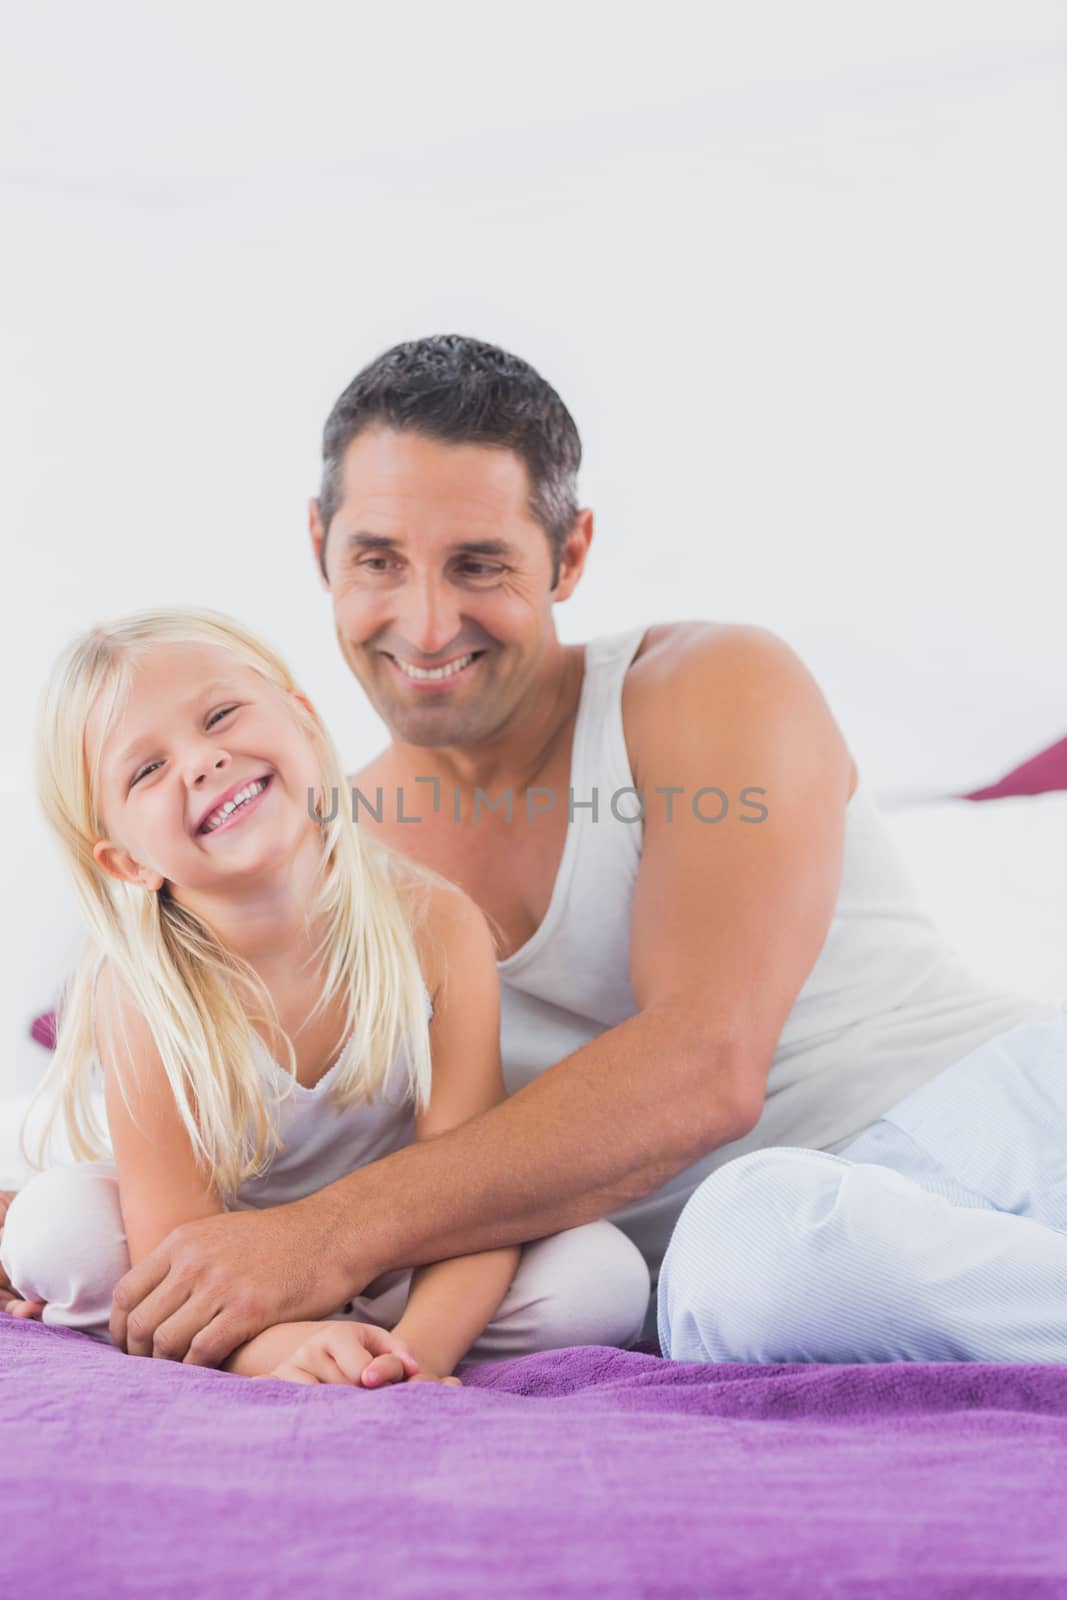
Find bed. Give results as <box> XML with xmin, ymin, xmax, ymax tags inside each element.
<box><xmin>4</xmin><ymin>1316</ymin><xmax>1067</xmax><ymax>1597</ymax></box>
<box><xmin>3</xmin><ymin>751</ymin><xmax>1066</xmax><ymax>1596</ymax></box>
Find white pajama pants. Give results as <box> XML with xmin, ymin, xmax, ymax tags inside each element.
<box><xmin>0</xmin><ymin>1162</ymin><xmax>652</xmax><ymax>1362</ymax></box>
<box><xmin>658</xmin><ymin>1012</ymin><xmax>1067</xmax><ymax>1364</ymax></box>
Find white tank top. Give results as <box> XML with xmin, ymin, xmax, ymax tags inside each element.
<box><xmin>87</xmin><ymin>972</ymin><xmax>430</xmax><ymax>1211</ymax></box>
<box><xmin>497</xmin><ymin>626</ymin><xmax>1059</xmax><ymax>1285</ymax></box>
<box><xmin>230</xmin><ymin>1018</ymin><xmax>426</xmax><ymax>1210</ymax></box>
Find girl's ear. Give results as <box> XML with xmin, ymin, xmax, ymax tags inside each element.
<box><xmin>290</xmin><ymin>690</ymin><xmax>322</xmax><ymax>725</ymax></box>
<box><xmin>92</xmin><ymin>838</ymin><xmax>164</xmax><ymax>893</ymax></box>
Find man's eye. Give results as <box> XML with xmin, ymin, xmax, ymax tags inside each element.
<box><xmin>458</xmin><ymin>561</ymin><xmax>503</xmax><ymax>577</ymax></box>
<box><xmin>359</xmin><ymin>556</ymin><xmax>399</xmax><ymax>573</ymax></box>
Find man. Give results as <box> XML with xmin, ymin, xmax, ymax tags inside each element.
<box><xmin>4</xmin><ymin>336</ymin><xmax>1062</xmax><ymax>1362</ymax></box>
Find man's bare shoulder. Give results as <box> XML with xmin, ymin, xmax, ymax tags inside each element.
<box><xmin>625</xmin><ymin>621</ymin><xmax>856</xmax><ymax>789</ymax></box>
<box><xmin>626</xmin><ymin>619</ymin><xmax>803</xmax><ymax>724</ymax></box>
<box><xmin>632</xmin><ymin>616</ymin><xmax>809</xmax><ymax>674</ymax></box>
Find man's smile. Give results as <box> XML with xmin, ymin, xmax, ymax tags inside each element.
<box><xmin>379</xmin><ymin>649</ymin><xmax>487</xmax><ymax>689</ymax></box>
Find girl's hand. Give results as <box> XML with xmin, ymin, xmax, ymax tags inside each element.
<box><xmin>258</xmin><ymin>1321</ymin><xmax>422</xmax><ymax>1387</ymax></box>
<box><xmin>361</xmin><ymin>1357</ymin><xmax>463</xmax><ymax>1388</ymax></box>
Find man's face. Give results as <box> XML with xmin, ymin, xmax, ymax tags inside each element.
<box><xmin>311</xmin><ymin>426</ymin><xmax>586</xmax><ymax>748</ymax></box>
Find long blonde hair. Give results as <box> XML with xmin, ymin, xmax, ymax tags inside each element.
<box><xmin>22</xmin><ymin>606</ymin><xmax>436</xmax><ymax>1203</ymax></box>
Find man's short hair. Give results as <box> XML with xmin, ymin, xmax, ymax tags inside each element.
<box><xmin>318</xmin><ymin>334</ymin><xmax>582</xmax><ymax>585</ymax></box>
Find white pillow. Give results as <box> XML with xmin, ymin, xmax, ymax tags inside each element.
<box><xmin>883</xmin><ymin>791</ymin><xmax>1067</xmax><ymax>1006</ymax></box>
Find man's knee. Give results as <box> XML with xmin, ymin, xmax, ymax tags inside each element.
<box><xmin>657</xmin><ymin>1148</ymin><xmax>856</xmax><ymax>1362</ymax></box>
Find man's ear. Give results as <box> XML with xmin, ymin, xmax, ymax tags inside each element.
<box><xmin>309</xmin><ymin>498</ymin><xmax>331</xmax><ymax>591</ymax></box>
<box><xmin>92</xmin><ymin>839</ymin><xmax>164</xmax><ymax>893</ymax></box>
<box><xmin>551</xmin><ymin>509</ymin><xmax>594</xmax><ymax>603</ymax></box>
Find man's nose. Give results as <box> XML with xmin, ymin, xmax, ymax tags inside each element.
<box><xmin>395</xmin><ymin>575</ymin><xmax>465</xmax><ymax>659</ymax></box>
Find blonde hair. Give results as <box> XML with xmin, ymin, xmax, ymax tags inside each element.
<box><xmin>22</xmin><ymin>606</ymin><xmax>436</xmax><ymax>1203</ymax></box>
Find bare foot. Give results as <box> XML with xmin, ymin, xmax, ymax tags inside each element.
<box><xmin>1</xmin><ymin>1297</ymin><xmax>45</xmax><ymax>1318</ymax></box>
<box><xmin>0</xmin><ymin>1190</ymin><xmax>16</xmax><ymax>1291</ymax></box>
<box><xmin>0</xmin><ymin>1189</ymin><xmax>44</xmax><ymax>1319</ymax></box>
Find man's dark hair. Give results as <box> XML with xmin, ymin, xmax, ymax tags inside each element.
<box><xmin>318</xmin><ymin>334</ymin><xmax>582</xmax><ymax>586</ymax></box>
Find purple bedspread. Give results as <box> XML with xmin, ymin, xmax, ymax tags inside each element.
<box><xmin>4</xmin><ymin>1317</ymin><xmax>1067</xmax><ymax>1597</ymax></box>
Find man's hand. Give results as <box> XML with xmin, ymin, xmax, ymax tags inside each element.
<box><xmin>110</xmin><ymin>1200</ymin><xmax>359</xmax><ymax>1367</ymax></box>
<box><xmin>254</xmin><ymin>1322</ymin><xmax>460</xmax><ymax>1388</ymax></box>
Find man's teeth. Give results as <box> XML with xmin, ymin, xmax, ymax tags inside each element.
<box><xmin>394</xmin><ymin>652</ymin><xmax>477</xmax><ymax>682</ymax></box>
<box><xmin>202</xmin><ymin>779</ymin><xmax>268</xmax><ymax>833</ymax></box>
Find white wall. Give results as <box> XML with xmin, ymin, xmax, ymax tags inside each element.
<box><xmin>2</xmin><ymin>1</ymin><xmax>1065</xmax><ymax>1083</ymax></box>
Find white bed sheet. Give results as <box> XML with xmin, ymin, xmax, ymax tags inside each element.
<box><xmin>882</xmin><ymin>792</ymin><xmax>1066</xmax><ymax>1008</ymax></box>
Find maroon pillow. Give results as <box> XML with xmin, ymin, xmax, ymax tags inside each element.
<box><xmin>31</xmin><ymin>1011</ymin><xmax>57</xmax><ymax>1050</ymax></box>
<box><xmin>962</xmin><ymin>732</ymin><xmax>1067</xmax><ymax>801</ymax></box>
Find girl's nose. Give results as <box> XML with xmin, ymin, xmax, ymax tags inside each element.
<box><xmin>187</xmin><ymin>748</ymin><xmax>231</xmax><ymax>787</ymax></box>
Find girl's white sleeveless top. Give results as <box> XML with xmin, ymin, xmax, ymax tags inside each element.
<box><xmin>87</xmin><ymin>979</ymin><xmax>430</xmax><ymax>1211</ymax></box>
<box><xmin>230</xmin><ymin>1004</ymin><xmax>430</xmax><ymax>1210</ymax></box>
<box><xmin>497</xmin><ymin>626</ymin><xmax>1062</xmax><ymax>1283</ymax></box>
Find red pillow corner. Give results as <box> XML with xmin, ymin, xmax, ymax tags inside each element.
<box><xmin>962</xmin><ymin>732</ymin><xmax>1067</xmax><ymax>802</ymax></box>
<box><xmin>30</xmin><ymin>1011</ymin><xmax>57</xmax><ymax>1050</ymax></box>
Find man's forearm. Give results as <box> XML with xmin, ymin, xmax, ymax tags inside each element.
<box><xmin>302</xmin><ymin>1003</ymin><xmax>751</xmax><ymax>1292</ymax></box>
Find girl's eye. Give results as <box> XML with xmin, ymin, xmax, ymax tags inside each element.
<box><xmin>130</xmin><ymin>707</ymin><xmax>238</xmax><ymax>787</ymax></box>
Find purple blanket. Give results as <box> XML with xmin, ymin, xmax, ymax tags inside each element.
<box><xmin>4</xmin><ymin>1317</ymin><xmax>1067</xmax><ymax>1597</ymax></box>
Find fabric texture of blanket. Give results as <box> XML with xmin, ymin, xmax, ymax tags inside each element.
<box><xmin>4</xmin><ymin>1316</ymin><xmax>1067</xmax><ymax>1597</ymax></box>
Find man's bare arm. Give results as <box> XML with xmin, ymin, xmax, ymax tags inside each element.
<box><xmin>106</xmin><ymin>1001</ymin><xmax>738</xmax><ymax>1369</ymax></box>
<box><xmin>108</xmin><ymin>625</ymin><xmax>851</xmax><ymax>1368</ymax></box>
<box><xmin>298</xmin><ymin>623</ymin><xmax>852</xmax><ymax>1287</ymax></box>
<box><xmin>296</xmin><ymin>999</ymin><xmax>752</xmax><ymax>1286</ymax></box>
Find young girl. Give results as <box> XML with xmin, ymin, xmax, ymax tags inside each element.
<box><xmin>0</xmin><ymin>608</ymin><xmax>651</xmax><ymax>1385</ymax></box>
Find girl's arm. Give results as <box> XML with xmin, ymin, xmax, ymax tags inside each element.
<box><xmin>97</xmin><ymin>963</ymin><xmax>224</xmax><ymax>1267</ymax></box>
<box><xmin>220</xmin><ymin>1317</ymin><xmax>422</xmax><ymax>1379</ymax></box>
<box><xmin>228</xmin><ymin>882</ymin><xmax>516</xmax><ymax>1383</ymax></box>
<box><xmin>100</xmin><ymin>966</ymin><xmax>370</xmax><ymax>1372</ymax></box>
<box><xmin>385</xmin><ymin>876</ymin><xmax>521</xmax><ymax>1377</ymax></box>
<box><xmin>102</xmin><ymin>970</ymin><xmax>349</xmax><ymax>1375</ymax></box>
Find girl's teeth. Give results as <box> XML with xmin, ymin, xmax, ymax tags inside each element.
<box><xmin>203</xmin><ymin>779</ymin><xmax>267</xmax><ymax>832</ymax></box>
<box><xmin>396</xmin><ymin>653</ymin><xmax>475</xmax><ymax>681</ymax></box>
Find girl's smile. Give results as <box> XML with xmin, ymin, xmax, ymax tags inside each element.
<box><xmin>87</xmin><ymin>642</ymin><xmax>323</xmax><ymax>899</ymax></box>
<box><xmin>196</xmin><ymin>773</ymin><xmax>275</xmax><ymax>838</ymax></box>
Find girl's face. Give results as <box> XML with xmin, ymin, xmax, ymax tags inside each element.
<box><xmin>87</xmin><ymin>643</ymin><xmax>323</xmax><ymax>895</ymax></box>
